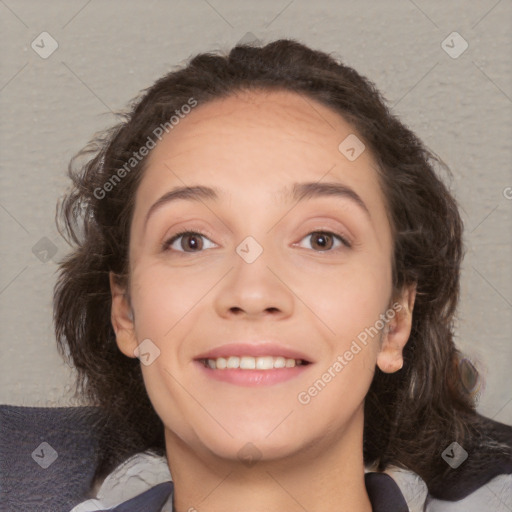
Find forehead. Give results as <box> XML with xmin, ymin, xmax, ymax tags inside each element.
<box><xmin>138</xmin><ymin>88</ymin><xmax>382</xmax><ymax>198</ymax></box>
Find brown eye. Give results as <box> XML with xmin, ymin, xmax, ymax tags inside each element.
<box><xmin>180</xmin><ymin>233</ymin><xmax>203</xmax><ymax>252</ymax></box>
<box><xmin>163</xmin><ymin>231</ymin><xmax>216</xmax><ymax>253</ymax></box>
<box><xmin>299</xmin><ymin>231</ymin><xmax>351</xmax><ymax>252</ymax></box>
<box><xmin>310</xmin><ymin>232</ymin><xmax>334</xmax><ymax>251</ymax></box>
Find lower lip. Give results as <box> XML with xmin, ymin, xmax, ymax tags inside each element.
<box><xmin>194</xmin><ymin>361</ymin><xmax>311</xmax><ymax>386</ymax></box>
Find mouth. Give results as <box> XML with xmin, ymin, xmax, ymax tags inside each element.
<box><xmin>193</xmin><ymin>344</ymin><xmax>313</xmax><ymax>386</ymax></box>
<box><xmin>197</xmin><ymin>355</ymin><xmax>311</xmax><ymax>370</ymax></box>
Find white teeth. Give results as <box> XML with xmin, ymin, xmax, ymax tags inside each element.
<box><xmin>204</xmin><ymin>356</ymin><xmax>305</xmax><ymax>370</ymax></box>
<box><xmin>216</xmin><ymin>357</ymin><xmax>227</xmax><ymax>369</ymax></box>
<box><xmin>274</xmin><ymin>356</ymin><xmax>286</xmax><ymax>368</ymax></box>
<box><xmin>227</xmin><ymin>356</ymin><xmax>240</xmax><ymax>369</ymax></box>
<box><xmin>256</xmin><ymin>356</ymin><xmax>274</xmax><ymax>369</ymax></box>
<box><xmin>240</xmin><ymin>356</ymin><xmax>256</xmax><ymax>369</ymax></box>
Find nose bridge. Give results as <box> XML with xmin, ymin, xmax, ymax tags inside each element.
<box><xmin>213</xmin><ymin>232</ymin><xmax>294</xmax><ymax>318</ymax></box>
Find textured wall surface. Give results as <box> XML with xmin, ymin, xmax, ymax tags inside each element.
<box><xmin>0</xmin><ymin>0</ymin><xmax>510</xmax><ymax>426</ymax></box>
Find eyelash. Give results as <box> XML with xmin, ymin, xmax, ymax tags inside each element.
<box><xmin>162</xmin><ymin>229</ymin><xmax>352</xmax><ymax>254</ymax></box>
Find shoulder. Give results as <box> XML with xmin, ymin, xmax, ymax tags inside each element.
<box><xmin>71</xmin><ymin>449</ymin><xmax>511</xmax><ymax>512</ymax></box>
<box><xmin>69</xmin><ymin>451</ymin><xmax>172</xmax><ymax>512</ymax></box>
<box><xmin>425</xmin><ymin>473</ymin><xmax>512</xmax><ymax>511</ymax></box>
<box><xmin>380</xmin><ymin>465</ymin><xmax>512</xmax><ymax>512</ymax></box>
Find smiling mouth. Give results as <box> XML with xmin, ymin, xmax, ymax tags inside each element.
<box><xmin>198</xmin><ymin>356</ymin><xmax>311</xmax><ymax>370</ymax></box>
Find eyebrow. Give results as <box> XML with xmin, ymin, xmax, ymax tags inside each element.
<box><xmin>143</xmin><ymin>181</ymin><xmax>370</xmax><ymax>228</ymax></box>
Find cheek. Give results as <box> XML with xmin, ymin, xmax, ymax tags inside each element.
<box><xmin>128</xmin><ymin>264</ymin><xmax>208</xmax><ymax>437</ymax></box>
<box><xmin>130</xmin><ymin>262</ymin><xmax>215</xmax><ymax>340</ymax></box>
<box><xmin>297</xmin><ymin>254</ymin><xmax>392</xmax><ymax>340</ymax></box>
<box><xmin>292</xmin><ymin>262</ymin><xmax>389</xmax><ymax>419</ymax></box>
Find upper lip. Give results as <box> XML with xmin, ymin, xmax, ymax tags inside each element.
<box><xmin>194</xmin><ymin>342</ymin><xmax>314</xmax><ymax>363</ymax></box>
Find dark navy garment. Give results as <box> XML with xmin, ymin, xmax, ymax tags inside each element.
<box><xmin>98</xmin><ymin>472</ymin><xmax>409</xmax><ymax>512</ymax></box>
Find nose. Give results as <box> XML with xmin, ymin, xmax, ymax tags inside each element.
<box><xmin>213</xmin><ymin>244</ymin><xmax>294</xmax><ymax>320</ymax></box>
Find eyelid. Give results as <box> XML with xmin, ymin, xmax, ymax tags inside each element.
<box><xmin>296</xmin><ymin>218</ymin><xmax>354</xmax><ymax>246</ymax></box>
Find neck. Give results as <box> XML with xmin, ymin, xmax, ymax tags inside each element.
<box><xmin>165</xmin><ymin>409</ymin><xmax>373</xmax><ymax>512</ymax></box>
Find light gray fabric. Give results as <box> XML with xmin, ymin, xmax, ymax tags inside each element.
<box><xmin>69</xmin><ymin>452</ymin><xmax>172</xmax><ymax>512</ymax></box>
<box><xmin>69</xmin><ymin>451</ymin><xmax>512</xmax><ymax>512</ymax></box>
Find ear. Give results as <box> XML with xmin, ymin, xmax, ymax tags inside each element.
<box><xmin>109</xmin><ymin>272</ymin><xmax>138</xmax><ymax>359</ymax></box>
<box><xmin>376</xmin><ymin>284</ymin><xmax>416</xmax><ymax>374</ymax></box>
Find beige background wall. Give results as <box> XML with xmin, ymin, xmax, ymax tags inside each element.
<box><xmin>0</xmin><ymin>0</ymin><xmax>511</xmax><ymax>425</ymax></box>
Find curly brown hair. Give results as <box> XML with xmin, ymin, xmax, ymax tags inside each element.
<box><xmin>54</xmin><ymin>38</ymin><xmax>511</xmax><ymax>498</ymax></box>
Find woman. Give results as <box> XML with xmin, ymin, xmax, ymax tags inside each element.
<box><xmin>55</xmin><ymin>39</ymin><xmax>512</xmax><ymax>511</ymax></box>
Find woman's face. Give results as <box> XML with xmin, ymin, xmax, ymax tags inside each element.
<box><xmin>111</xmin><ymin>89</ymin><xmax>413</xmax><ymax>464</ymax></box>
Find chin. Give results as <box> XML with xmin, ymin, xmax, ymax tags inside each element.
<box><xmin>198</xmin><ymin>421</ymin><xmax>310</xmax><ymax>461</ymax></box>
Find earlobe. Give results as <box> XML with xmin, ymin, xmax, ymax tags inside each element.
<box><xmin>109</xmin><ymin>272</ymin><xmax>138</xmax><ymax>358</ymax></box>
<box><xmin>376</xmin><ymin>284</ymin><xmax>416</xmax><ymax>374</ymax></box>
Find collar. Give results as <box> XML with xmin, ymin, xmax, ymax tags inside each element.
<box><xmin>104</xmin><ymin>472</ymin><xmax>409</xmax><ymax>512</ymax></box>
